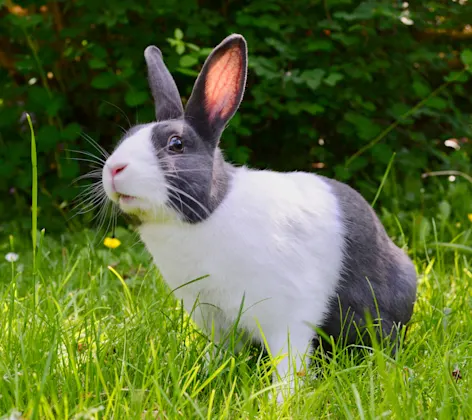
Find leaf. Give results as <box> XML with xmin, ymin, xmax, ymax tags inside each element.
<box><xmin>389</xmin><ymin>103</ymin><xmax>415</xmax><ymax>122</ymax></box>
<box><xmin>186</xmin><ymin>43</ymin><xmax>200</xmax><ymax>52</ymax></box>
<box><xmin>324</xmin><ymin>72</ymin><xmax>344</xmax><ymax>86</ymax></box>
<box><xmin>412</xmin><ymin>80</ymin><xmax>431</xmax><ymax>97</ymax></box>
<box><xmin>438</xmin><ymin>200</ymin><xmax>451</xmax><ymax>221</ymax></box>
<box><xmin>347</xmin><ymin>156</ymin><xmax>368</xmax><ymax>172</ymax></box>
<box><xmin>265</xmin><ymin>38</ymin><xmax>296</xmax><ymax>59</ymax></box>
<box><xmin>334</xmin><ymin>165</ymin><xmax>352</xmax><ymax>181</ymax></box>
<box><xmin>426</xmin><ymin>96</ymin><xmax>448</xmax><ymax>110</ymax></box>
<box><xmin>125</xmin><ymin>91</ymin><xmax>149</xmax><ymax>107</ymax></box>
<box><xmin>250</xmin><ymin>57</ymin><xmax>279</xmax><ymax>80</ymax></box>
<box><xmin>46</xmin><ymin>96</ymin><xmax>65</xmax><ymax>117</ymax></box>
<box><xmin>306</xmin><ymin>40</ymin><xmax>333</xmax><ymax>52</ymax></box>
<box><xmin>117</xmin><ymin>58</ymin><xmax>133</xmax><ymax>68</ymax></box>
<box><xmin>37</xmin><ymin>125</ymin><xmax>61</xmax><ymax>152</ymax></box>
<box><xmin>89</xmin><ymin>58</ymin><xmax>107</xmax><ymax>69</ymax></box>
<box><xmin>176</xmin><ymin>68</ymin><xmax>199</xmax><ymax>77</ymax></box>
<box><xmin>300</xmin><ymin>103</ymin><xmax>325</xmax><ymax>115</ymax></box>
<box><xmin>174</xmin><ymin>28</ymin><xmax>184</xmax><ymax>40</ymax></box>
<box><xmin>444</xmin><ymin>71</ymin><xmax>469</xmax><ymax>83</ymax></box>
<box><xmin>62</xmin><ymin>123</ymin><xmax>82</xmax><ymax>141</ymax></box>
<box><xmin>91</xmin><ymin>72</ymin><xmax>117</xmax><ymax>89</ymax></box>
<box><xmin>119</xmin><ymin>67</ymin><xmax>135</xmax><ymax>79</ymax></box>
<box><xmin>199</xmin><ymin>48</ymin><xmax>214</xmax><ymax>57</ymax></box>
<box><xmin>344</xmin><ymin>112</ymin><xmax>382</xmax><ymax>140</ymax></box>
<box><xmin>370</xmin><ymin>144</ymin><xmax>394</xmax><ymax>165</ymax></box>
<box><xmin>0</xmin><ymin>160</ymin><xmax>15</xmax><ymax>177</ymax></box>
<box><xmin>28</xmin><ymin>86</ymin><xmax>50</xmax><ymax>108</ymax></box>
<box><xmin>236</xmin><ymin>14</ymin><xmax>280</xmax><ymax>31</ymax></box>
<box><xmin>301</xmin><ymin>69</ymin><xmax>325</xmax><ymax>91</ymax></box>
<box><xmin>331</xmin><ymin>33</ymin><xmax>359</xmax><ymax>46</ymax></box>
<box><xmin>460</xmin><ymin>49</ymin><xmax>472</xmax><ymax>70</ymax></box>
<box><xmin>60</xmin><ymin>159</ymin><xmax>80</xmax><ymax>179</ymax></box>
<box><xmin>179</xmin><ymin>55</ymin><xmax>198</xmax><ymax>68</ymax></box>
<box><xmin>8</xmin><ymin>13</ymin><xmax>43</xmax><ymax>29</ymax></box>
<box><xmin>286</xmin><ymin>102</ymin><xmax>325</xmax><ymax>116</ymax></box>
<box><xmin>89</xmin><ymin>45</ymin><xmax>108</xmax><ymax>59</ymax></box>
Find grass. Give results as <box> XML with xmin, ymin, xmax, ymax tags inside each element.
<box><xmin>0</xmin><ymin>119</ymin><xmax>471</xmax><ymax>419</ymax></box>
<box><xmin>1</xmin><ymin>220</ymin><xmax>471</xmax><ymax>419</ymax></box>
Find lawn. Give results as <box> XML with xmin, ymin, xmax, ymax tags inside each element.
<box><xmin>1</xmin><ymin>208</ymin><xmax>471</xmax><ymax>419</ymax></box>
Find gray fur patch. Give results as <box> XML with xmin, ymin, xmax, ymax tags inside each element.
<box><xmin>150</xmin><ymin>121</ymin><xmax>233</xmax><ymax>223</ymax></box>
<box><xmin>317</xmin><ymin>176</ymin><xmax>417</xmax><ymax>350</ymax></box>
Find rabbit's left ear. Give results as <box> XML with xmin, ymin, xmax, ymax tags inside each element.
<box><xmin>185</xmin><ymin>34</ymin><xmax>247</xmax><ymax>146</ymax></box>
<box><xmin>144</xmin><ymin>46</ymin><xmax>184</xmax><ymax>121</ymax></box>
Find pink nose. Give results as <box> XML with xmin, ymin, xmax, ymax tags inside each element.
<box><xmin>110</xmin><ymin>164</ymin><xmax>128</xmax><ymax>178</ymax></box>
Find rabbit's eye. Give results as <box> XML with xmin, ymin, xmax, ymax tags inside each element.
<box><xmin>168</xmin><ymin>136</ymin><xmax>184</xmax><ymax>153</ymax></box>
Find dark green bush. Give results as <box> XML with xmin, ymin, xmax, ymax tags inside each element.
<box><xmin>1</xmin><ymin>0</ymin><xmax>471</xmax><ymax>233</ymax></box>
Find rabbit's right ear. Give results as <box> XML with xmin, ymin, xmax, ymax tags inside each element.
<box><xmin>184</xmin><ymin>34</ymin><xmax>247</xmax><ymax>147</ymax></box>
<box><xmin>144</xmin><ymin>46</ymin><xmax>184</xmax><ymax>121</ymax></box>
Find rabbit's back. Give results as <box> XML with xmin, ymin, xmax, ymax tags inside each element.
<box><xmin>318</xmin><ymin>177</ymin><xmax>417</xmax><ymax>348</ymax></box>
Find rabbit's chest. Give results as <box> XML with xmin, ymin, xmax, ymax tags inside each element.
<box><xmin>138</xmin><ymin>168</ymin><xmax>346</xmax><ymax>337</ymax></box>
<box><xmin>139</xmin><ymin>224</ymin><xmax>275</xmax><ymax>319</ymax></box>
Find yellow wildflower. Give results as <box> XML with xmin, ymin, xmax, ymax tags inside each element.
<box><xmin>468</xmin><ymin>214</ymin><xmax>472</xmax><ymax>223</ymax></box>
<box><xmin>104</xmin><ymin>237</ymin><xmax>121</xmax><ymax>249</ymax></box>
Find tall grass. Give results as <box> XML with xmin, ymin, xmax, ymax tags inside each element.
<box><xmin>0</xmin><ymin>222</ymin><xmax>471</xmax><ymax>419</ymax></box>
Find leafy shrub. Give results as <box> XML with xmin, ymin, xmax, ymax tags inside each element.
<box><xmin>1</xmin><ymin>0</ymin><xmax>471</xmax><ymax>233</ymax></box>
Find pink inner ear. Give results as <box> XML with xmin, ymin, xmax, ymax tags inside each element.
<box><xmin>205</xmin><ymin>47</ymin><xmax>242</xmax><ymax>122</ymax></box>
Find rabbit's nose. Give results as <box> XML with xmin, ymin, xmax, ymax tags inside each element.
<box><xmin>110</xmin><ymin>164</ymin><xmax>128</xmax><ymax>178</ymax></box>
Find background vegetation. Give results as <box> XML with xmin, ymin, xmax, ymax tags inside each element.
<box><xmin>1</xmin><ymin>0</ymin><xmax>472</xmax><ymax>236</ymax></box>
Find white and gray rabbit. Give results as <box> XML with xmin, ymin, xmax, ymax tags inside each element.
<box><xmin>101</xmin><ymin>34</ymin><xmax>417</xmax><ymax>401</ymax></box>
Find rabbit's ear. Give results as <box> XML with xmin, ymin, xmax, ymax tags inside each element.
<box><xmin>185</xmin><ymin>34</ymin><xmax>247</xmax><ymax>145</ymax></box>
<box><xmin>144</xmin><ymin>46</ymin><xmax>184</xmax><ymax>121</ymax></box>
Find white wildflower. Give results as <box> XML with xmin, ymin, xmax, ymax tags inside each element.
<box><xmin>0</xmin><ymin>408</ymin><xmax>23</xmax><ymax>420</ymax></box>
<box><xmin>5</xmin><ymin>253</ymin><xmax>19</xmax><ymax>263</ymax></box>
<box><xmin>400</xmin><ymin>16</ymin><xmax>414</xmax><ymax>25</ymax></box>
<box><xmin>444</xmin><ymin>139</ymin><xmax>461</xmax><ymax>150</ymax></box>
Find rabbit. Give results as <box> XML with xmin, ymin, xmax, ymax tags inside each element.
<box><xmin>101</xmin><ymin>34</ymin><xmax>417</xmax><ymax>402</ymax></box>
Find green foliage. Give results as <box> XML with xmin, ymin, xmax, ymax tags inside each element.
<box><xmin>1</xmin><ymin>0</ymin><xmax>472</xmax><ymax>232</ymax></box>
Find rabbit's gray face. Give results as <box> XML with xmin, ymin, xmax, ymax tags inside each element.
<box><xmin>102</xmin><ymin>34</ymin><xmax>247</xmax><ymax>223</ymax></box>
<box><xmin>150</xmin><ymin>120</ymin><xmax>231</xmax><ymax>223</ymax></box>
<box><xmin>101</xmin><ymin>118</ymin><xmax>231</xmax><ymax>223</ymax></box>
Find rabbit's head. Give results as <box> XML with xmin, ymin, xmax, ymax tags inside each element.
<box><xmin>101</xmin><ymin>34</ymin><xmax>247</xmax><ymax>222</ymax></box>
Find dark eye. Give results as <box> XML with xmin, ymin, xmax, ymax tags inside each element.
<box><xmin>168</xmin><ymin>136</ymin><xmax>184</xmax><ymax>153</ymax></box>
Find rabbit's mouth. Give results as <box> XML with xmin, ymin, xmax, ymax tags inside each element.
<box><xmin>115</xmin><ymin>193</ymin><xmax>177</xmax><ymax>223</ymax></box>
<box><xmin>115</xmin><ymin>192</ymin><xmax>140</xmax><ymax>211</ymax></box>
<box><xmin>118</xmin><ymin>193</ymin><xmax>135</xmax><ymax>203</ymax></box>
<box><xmin>115</xmin><ymin>193</ymin><xmax>150</xmax><ymax>218</ymax></box>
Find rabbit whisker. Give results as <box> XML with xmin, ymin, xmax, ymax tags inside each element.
<box><xmin>81</xmin><ymin>133</ymin><xmax>110</xmax><ymax>159</ymax></box>
<box><xmin>165</xmin><ymin>184</ymin><xmax>210</xmax><ymax>216</ymax></box>
<box><xmin>166</xmin><ymin>190</ymin><xmax>201</xmax><ymax>221</ymax></box>
<box><xmin>67</xmin><ymin>149</ymin><xmax>107</xmax><ymax>164</ymax></box>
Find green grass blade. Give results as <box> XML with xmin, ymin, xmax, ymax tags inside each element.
<box><xmin>371</xmin><ymin>152</ymin><xmax>396</xmax><ymax>209</ymax></box>
<box><xmin>26</xmin><ymin>113</ymin><xmax>38</xmax><ymax>273</ymax></box>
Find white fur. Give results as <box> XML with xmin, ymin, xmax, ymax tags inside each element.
<box><xmin>102</xmin><ymin>124</ymin><xmax>175</xmax><ymax>221</ymax></box>
<box><xmin>103</xmin><ymin>127</ymin><xmax>345</xmax><ymax>401</ymax></box>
